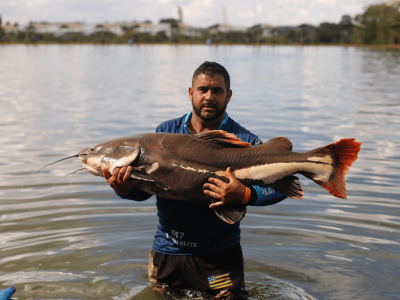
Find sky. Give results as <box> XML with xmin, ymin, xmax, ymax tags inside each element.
<box><xmin>0</xmin><ymin>0</ymin><xmax>377</xmax><ymax>27</ymax></box>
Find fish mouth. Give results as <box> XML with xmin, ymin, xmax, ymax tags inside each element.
<box><xmin>78</xmin><ymin>156</ymin><xmax>87</xmax><ymax>164</ymax></box>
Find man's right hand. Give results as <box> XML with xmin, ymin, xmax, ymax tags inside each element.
<box><xmin>102</xmin><ymin>166</ymin><xmax>140</xmax><ymax>197</ymax></box>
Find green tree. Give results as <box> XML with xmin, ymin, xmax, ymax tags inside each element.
<box><xmin>352</xmin><ymin>1</ymin><xmax>400</xmax><ymax>44</ymax></box>
<box><xmin>318</xmin><ymin>23</ymin><xmax>341</xmax><ymax>43</ymax></box>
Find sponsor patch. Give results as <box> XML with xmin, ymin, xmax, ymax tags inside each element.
<box><xmin>207</xmin><ymin>273</ymin><xmax>232</xmax><ymax>290</ymax></box>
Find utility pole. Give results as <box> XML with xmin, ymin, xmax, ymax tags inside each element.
<box><xmin>177</xmin><ymin>6</ymin><xmax>183</xmax><ymax>23</ymax></box>
<box><xmin>254</xmin><ymin>5</ymin><xmax>257</xmax><ymax>25</ymax></box>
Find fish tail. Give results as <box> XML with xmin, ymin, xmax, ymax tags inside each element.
<box><xmin>303</xmin><ymin>138</ymin><xmax>361</xmax><ymax>199</ymax></box>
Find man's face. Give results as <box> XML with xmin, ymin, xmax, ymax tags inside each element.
<box><xmin>189</xmin><ymin>73</ymin><xmax>232</xmax><ymax>122</ymax></box>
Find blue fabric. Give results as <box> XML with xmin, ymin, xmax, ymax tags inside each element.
<box><xmin>148</xmin><ymin>113</ymin><xmax>285</xmax><ymax>255</ymax></box>
<box><xmin>0</xmin><ymin>287</ymin><xmax>16</xmax><ymax>300</ymax></box>
<box><xmin>252</xmin><ymin>186</ymin><xmax>287</xmax><ymax>206</ymax></box>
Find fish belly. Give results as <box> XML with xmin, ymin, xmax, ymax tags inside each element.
<box><xmin>220</xmin><ymin>161</ymin><xmax>333</xmax><ymax>185</ymax></box>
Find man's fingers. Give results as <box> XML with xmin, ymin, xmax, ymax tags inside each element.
<box><xmin>225</xmin><ymin>167</ymin><xmax>237</xmax><ymax>182</ymax></box>
<box><xmin>204</xmin><ymin>183</ymin><xmax>223</xmax><ymax>193</ymax></box>
<box><xmin>117</xmin><ymin>167</ymin><xmax>127</xmax><ymax>182</ymax></box>
<box><xmin>102</xmin><ymin>167</ymin><xmax>112</xmax><ymax>180</ymax></box>
<box><xmin>110</xmin><ymin>167</ymin><xmax>120</xmax><ymax>180</ymax></box>
<box><xmin>209</xmin><ymin>201</ymin><xmax>225</xmax><ymax>208</ymax></box>
<box><xmin>203</xmin><ymin>189</ymin><xmax>220</xmax><ymax>199</ymax></box>
<box><xmin>208</xmin><ymin>177</ymin><xmax>227</xmax><ymax>188</ymax></box>
<box><xmin>123</xmin><ymin>166</ymin><xmax>132</xmax><ymax>183</ymax></box>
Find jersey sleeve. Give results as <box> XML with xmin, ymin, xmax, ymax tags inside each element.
<box><xmin>248</xmin><ymin>186</ymin><xmax>287</xmax><ymax>206</ymax></box>
<box><xmin>249</xmin><ymin>137</ymin><xmax>287</xmax><ymax>206</ymax></box>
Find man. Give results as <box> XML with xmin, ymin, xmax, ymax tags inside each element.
<box><xmin>103</xmin><ymin>62</ymin><xmax>286</xmax><ymax>298</ymax></box>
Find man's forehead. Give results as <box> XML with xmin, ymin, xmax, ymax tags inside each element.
<box><xmin>194</xmin><ymin>73</ymin><xmax>225</xmax><ymax>87</ymax></box>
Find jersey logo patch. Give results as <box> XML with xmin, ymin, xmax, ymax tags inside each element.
<box><xmin>207</xmin><ymin>273</ymin><xmax>232</xmax><ymax>290</ymax></box>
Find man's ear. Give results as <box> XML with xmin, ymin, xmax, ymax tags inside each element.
<box><xmin>227</xmin><ymin>89</ymin><xmax>232</xmax><ymax>104</ymax></box>
<box><xmin>189</xmin><ymin>87</ymin><xmax>194</xmax><ymax>102</ymax></box>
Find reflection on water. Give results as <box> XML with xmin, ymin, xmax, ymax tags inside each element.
<box><xmin>0</xmin><ymin>45</ymin><xmax>399</xmax><ymax>299</ymax></box>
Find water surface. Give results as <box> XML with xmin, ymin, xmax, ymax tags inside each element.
<box><xmin>0</xmin><ymin>45</ymin><xmax>399</xmax><ymax>299</ymax></box>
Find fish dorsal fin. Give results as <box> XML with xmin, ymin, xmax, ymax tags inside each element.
<box><xmin>263</xmin><ymin>136</ymin><xmax>293</xmax><ymax>151</ymax></box>
<box><xmin>194</xmin><ymin>130</ymin><xmax>251</xmax><ymax>148</ymax></box>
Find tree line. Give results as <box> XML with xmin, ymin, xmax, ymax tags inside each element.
<box><xmin>1</xmin><ymin>2</ymin><xmax>399</xmax><ymax>45</ymax></box>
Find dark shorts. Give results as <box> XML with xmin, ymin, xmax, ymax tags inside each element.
<box><xmin>148</xmin><ymin>244</ymin><xmax>247</xmax><ymax>297</ymax></box>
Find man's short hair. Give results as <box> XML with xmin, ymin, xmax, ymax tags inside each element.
<box><xmin>192</xmin><ymin>61</ymin><xmax>230</xmax><ymax>91</ymax></box>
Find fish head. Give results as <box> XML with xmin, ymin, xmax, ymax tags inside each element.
<box><xmin>78</xmin><ymin>138</ymin><xmax>141</xmax><ymax>177</ymax></box>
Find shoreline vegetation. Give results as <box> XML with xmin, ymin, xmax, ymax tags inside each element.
<box><xmin>1</xmin><ymin>2</ymin><xmax>399</xmax><ymax>47</ymax></box>
<box><xmin>1</xmin><ymin>42</ymin><xmax>399</xmax><ymax>49</ymax></box>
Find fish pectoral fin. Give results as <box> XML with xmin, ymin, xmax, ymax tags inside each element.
<box><xmin>129</xmin><ymin>171</ymin><xmax>171</xmax><ymax>191</ymax></box>
<box><xmin>194</xmin><ymin>130</ymin><xmax>251</xmax><ymax>148</ymax></box>
<box><xmin>109</xmin><ymin>148</ymin><xmax>140</xmax><ymax>175</ymax></box>
<box><xmin>270</xmin><ymin>175</ymin><xmax>303</xmax><ymax>200</ymax></box>
<box><xmin>212</xmin><ymin>201</ymin><xmax>247</xmax><ymax>224</ymax></box>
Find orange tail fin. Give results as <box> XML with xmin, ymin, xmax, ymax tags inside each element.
<box><xmin>320</xmin><ymin>138</ymin><xmax>361</xmax><ymax>199</ymax></box>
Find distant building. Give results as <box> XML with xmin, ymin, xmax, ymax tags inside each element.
<box><xmin>174</xmin><ymin>22</ymin><xmax>203</xmax><ymax>37</ymax></box>
<box><xmin>1</xmin><ymin>24</ymin><xmax>19</xmax><ymax>34</ymax></box>
<box><xmin>271</xmin><ymin>26</ymin><xmax>296</xmax><ymax>36</ymax></box>
<box><xmin>339</xmin><ymin>15</ymin><xmax>366</xmax><ymax>44</ymax></box>
<box><xmin>135</xmin><ymin>20</ymin><xmax>202</xmax><ymax>38</ymax></box>
<box><xmin>136</xmin><ymin>22</ymin><xmax>171</xmax><ymax>36</ymax></box>
<box><xmin>339</xmin><ymin>15</ymin><xmax>366</xmax><ymax>29</ymax></box>
<box><xmin>60</xmin><ymin>23</ymin><xmax>89</xmax><ymax>36</ymax></box>
<box><xmin>295</xmin><ymin>24</ymin><xmax>319</xmax><ymax>43</ymax></box>
<box><xmin>26</xmin><ymin>23</ymin><xmax>59</xmax><ymax>35</ymax></box>
<box><xmin>247</xmin><ymin>23</ymin><xmax>274</xmax><ymax>38</ymax></box>
<box><xmin>296</xmin><ymin>23</ymin><xmax>319</xmax><ymax>34</ymax></box>
<box><xmin>24</xmin><ymin>22</ymin><xmax>132</xmax><ymax>37</ymax></box>
<box><xmin>208</xmin><ymin>23</ymin><xmax>246</xmax><ymax>34</ymax></box>
<box><xmin>95</xmin><ymin>23</ymin><xmax>124</xmax><ymax>36</ymax></box>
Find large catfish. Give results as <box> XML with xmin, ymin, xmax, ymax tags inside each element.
<box><xmin>27</xmin><ymin>131</ymin><xmax>361</xmax><ymax>224</ymax></box>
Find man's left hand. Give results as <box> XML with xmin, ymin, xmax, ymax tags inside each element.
<box><xmin>204</xmin><ymin>167</ymin><xmax>247</xmax><ymax>208</ymax></box>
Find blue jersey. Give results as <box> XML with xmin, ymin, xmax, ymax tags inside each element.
<box><xmin>122</xmin><ymin>112</ymin><xmax>286</xmax><ymax>255</ymax></box>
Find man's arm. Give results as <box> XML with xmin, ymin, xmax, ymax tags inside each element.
<box><xmin>205</xmin><ymin>137</ymin><xmax>287</xmax><ymax>208</ymax></box>
<box><xmin>248</xmin><ymin>186</ymin><xmax>287</xmax><ymax>206</ymax></box>
<box><xmin>102</xmin><ymin>166</ymin><xmax>152</xmax><ymax>201</ymax></box>
<box><xmin>204</xmin><ymin>168</ymin><xmax>287</xmax><ymax>208</ymax></box>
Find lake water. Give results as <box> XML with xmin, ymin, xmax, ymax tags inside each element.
<box><xmin>0</xmin><ymin>45</ymin><xmax>399</xmax><ymax>300</ymax></box>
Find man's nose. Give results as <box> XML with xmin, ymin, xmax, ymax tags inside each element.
<box><xmin>204</xmin><ymin>90</ymin><xmax>214</xmax><ymax>101</ymax></box>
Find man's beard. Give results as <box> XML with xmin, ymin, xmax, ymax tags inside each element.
<box><xmin>192</xmin><ymin>99</ymin><xmax>228</xmax><ymax>122</ymax></box>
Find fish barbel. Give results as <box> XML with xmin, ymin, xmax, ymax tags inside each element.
<box><xmin>25</xmin><ymin>130</ymin><xmax>361</xmax><ymax>224</ymax></box>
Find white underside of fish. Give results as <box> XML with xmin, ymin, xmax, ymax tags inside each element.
<box><xmin>173</xmin><ymin>155</ymin><xmax>333</xmax><ymax>184</ymax></box>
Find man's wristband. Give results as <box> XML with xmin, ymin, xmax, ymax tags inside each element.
<box><xmin>242</xmin><ymin>187</ymin><xmax>251</xmax><ymax>205</ymax></box>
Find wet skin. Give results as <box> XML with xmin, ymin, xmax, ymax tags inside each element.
<box><xmin>102</xmin><ymin>73</ymin><xmax>246</xmax><ymax>208</ymax></box>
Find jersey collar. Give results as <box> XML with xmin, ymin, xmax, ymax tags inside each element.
<box><xmin>184</xmin><ymin>111</ymin><xmax>229</xmax><ymax>131</ymax></box>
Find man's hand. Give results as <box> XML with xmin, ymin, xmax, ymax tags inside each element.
<box><xmin>102</xmin><ymin>166</ymin><xmax>140</xmax><ymax>197</ymax></box>
<box><xmin>204</xmin><ymin>167</ymin><xmax>246</xmax><ymax>208</ymax></box>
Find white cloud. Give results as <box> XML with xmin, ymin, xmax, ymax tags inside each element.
<box><xmin>0</xmin><ymin>0</ymin><xmax>367</xmax><ymax>27</ymax></box>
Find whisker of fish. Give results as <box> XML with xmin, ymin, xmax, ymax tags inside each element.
<box><xmin>53</xmin><ymin>168</ymin><xmax>85</xmax><ymax>187</ymax></box>
<box><xmin>22</xmin><ymin>155</ymin><xmax>79</xmax><ymax>187</ymax></box>
<box><xmin>70</xmin><ymin>168</ymin><xmax>84</xmax><ymax>186</ymax></box>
